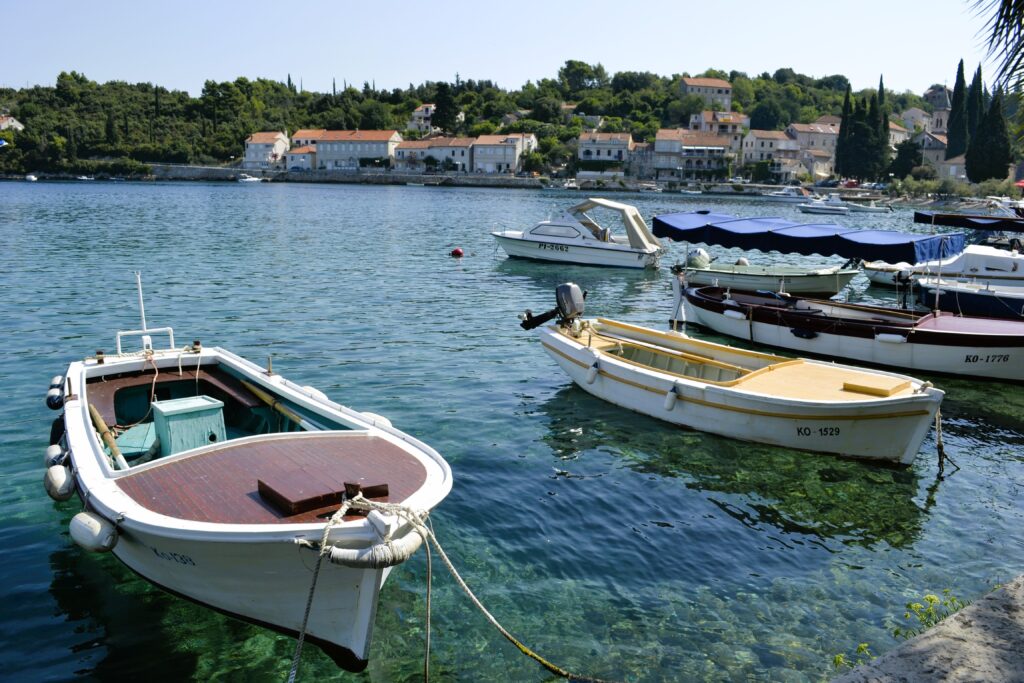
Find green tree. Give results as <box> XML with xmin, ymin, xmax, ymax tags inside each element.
<box><xmin>946</xmin><ymin>60</ymin><xmax>968</xmax><ymax>158</ymax></box>
<box><xmin>966</xmin><ymin>90</ymin><xmax>1012</xmax><ymax>182</ymax></box>
<box><xmin>967</xmin><ymin>66</ymin><xmax>984</xmax><ymax>141</ymax></box>
<box><xmin>749</xmin><ymin>98</ymin><xmax>785</xmax><ymax>130</ymax></box>
<box><xmin>835</xmin><ymin>85</ymin><xmax>852</xmax><ymax>176</ymax></box>
<box><xmin>889</xmin><ymin>139</ymin><xmax>922</xmax><ymax>178</ymax></box>
<box><xmin>432</xmin><ymin>82</ymin><xmax>458</xmax><ymax>132</ymax></box>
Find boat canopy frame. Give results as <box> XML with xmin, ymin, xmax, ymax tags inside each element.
<box><xmin>653</xmin><ymin>210</ymin><xmax>966</xmax><ymax>263</ymax></box>
<box><xmin>567</xmin><ymin>197</ymin><xmax>662</xmax><ymax>251</ymax></box>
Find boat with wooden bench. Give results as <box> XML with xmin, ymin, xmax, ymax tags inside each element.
<box><xmin>42</xmin><ymin>275</ymin><xmax>451</xmax><ymax>672</ymax></box>
<box><xmin>521</xmin><ymin>284</ymin><xmax>943</xmax><ymax>465</ymax></box>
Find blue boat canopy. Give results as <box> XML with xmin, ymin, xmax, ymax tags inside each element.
<box><xmin>653</xmin><ymin>210</ymin><xmax>966</xmax><ymax>263</ymax></box>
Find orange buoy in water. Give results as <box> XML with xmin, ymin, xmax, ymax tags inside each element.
<box><xmin>451</xmin><ymin>248</ymin><xmax>464</xmax><ymax>258</ymax></box>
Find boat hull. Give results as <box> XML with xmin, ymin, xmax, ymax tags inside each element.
<box><xmin>539</xmin><ymin>324</ymin><xmax>941</xmax><ymax>464</ymax></box>
<box><xmin>863</xmin><ymin>245</ymin><xmax>1024</xmax><ymax>287</ymax></box>
<box><xmin>916</xmin><ymin>281</ymin><xmax>1024</xmax><ymax>320</ymax></box>
<box><xmin>108</xmin><ymin>521</ymin><xmax>384</xmax><ymax>670</ymax></box>
<box><xmin>683</xmin><ymin>267</ymin><xmax>858</xmax><ymax>296</ymax></box>
<box><xmin>492</xmin><ymin>233</ymin><xmax>659</xmax><ymax>268</ymax></box>
<box><xmin>682</xmin><ymin>289</ymin><xmax>1024</xmax><ymax>381</ymax></box>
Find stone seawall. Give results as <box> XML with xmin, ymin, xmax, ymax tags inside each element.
<box><xmin>148</xmin><ymin>164</ymin><xmax>546</xmax><ymax>189</ymax></box>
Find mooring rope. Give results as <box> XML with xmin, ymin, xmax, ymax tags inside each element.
<box><xmin>287</xmin><ymin>494</ymin><xmax>614</xmax><ymax>683</ymax></box>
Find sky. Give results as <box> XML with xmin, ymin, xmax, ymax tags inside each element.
<box><xmin>0</xmin><ymin>0</ymin><xmax>1001</xmax><ymax>96</ymax></box>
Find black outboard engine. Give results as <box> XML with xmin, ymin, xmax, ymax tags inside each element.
<box><xmin>520</xmin><ymin>283</ymin><xmax>586</xmax><ymax>330</ymax></box>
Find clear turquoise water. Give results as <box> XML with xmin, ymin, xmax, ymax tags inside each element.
<box><xmin>1</xmin><ymin>181</ymin><xmax>1022</xmax><ymax>682</ymax></box>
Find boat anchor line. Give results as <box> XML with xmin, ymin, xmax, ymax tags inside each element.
<box><xmin>288</xmin><ymin>493</ymin><xmax>616</xmax><ymax>683</ymax></box>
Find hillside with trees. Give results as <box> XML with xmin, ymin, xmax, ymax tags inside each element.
<box><xmin>0</xmin><ymin>61</ymin><xmax>959</xmax><ymax>177</ymax></box>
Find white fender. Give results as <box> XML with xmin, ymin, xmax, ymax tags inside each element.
<box><xmin>44</xmin><ymin>444</ymin><xmax>66</xmax><ymax>468</ymax></box>
<box><xmin>69</xmin><ymin>511</ymin><xmax>118</xmax><ymax>552</ymax></box>
<box><xmin>362</xmin><ymin>412</ymin><xmax>393</xmax><ymax>428</ymax></box>
<box><xmin>44</xmin><ymin>465</ymin><xmax>75</xmax><ymax>501</ymax></box>
<box><xmin>723</xmin><ymin>308</ymin><xmax>746</xmax><ymax>320</ymax></box>
<box><xmin>875</xmin><ymin>333</ymin><xmax>908</xmax><ymax>344</ymax></box>
<box><xmin>663</xmin><ymin>386</ymin><xmax>678</xmax><ymax>411</ymax></box>
<box><xmin>585</xmin><ymin>361</ymin><xmax>600</xmax><ymax>385</ymax></box>
<box><xmin>326</xmin><ymin>531</ymin><xmax>423</xmax><ymax>568</ymax></box>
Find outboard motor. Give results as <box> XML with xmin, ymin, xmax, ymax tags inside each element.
<box><xmin>520</xmin><ymin>283</ymin><xmax>586</xmax><ymax>330</ymax></box>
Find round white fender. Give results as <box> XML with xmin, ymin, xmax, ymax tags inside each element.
<box><xmin>326</xmin><ymin>531</ymin><xmax>424</xmax><ymax>568</ymax></box>
<box><xmin>362</xmin><ymin>412</ymin><xmax>393</xmax><ymax>428</ymax></box>
<box><xmin>723</xmin><ymin>308</ymin><xmax>746</xmax><ymax>320</ymax></box>
<box><xmin>44</xmin><ymin>444</ymin><xmax>66</xmax><ymax>468</ymax></box>
<box><xmin>69</xmin><ymin>511</ymin><xmax>118</xmax><ymax>552</ymax></box>
<box><xmin>44</xmin><ymin>465</ymin><xmax>75</xmax><ymax>501</ymax></box>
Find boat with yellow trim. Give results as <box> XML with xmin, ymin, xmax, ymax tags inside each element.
<box><xmin>521</xmin><ymin>284</ymin><xmax>944</xmax><ymax>465</ymax></box>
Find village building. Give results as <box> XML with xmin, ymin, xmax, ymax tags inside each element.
<box><xmin>577</xmin><ymin>132</ymin><xmax>634</xmax><ymax>164</ymax></box>
<box><xmin>914</xmin><ymin>131</ymin><xmax>949</xmax><ymax>166</ymax></box>
<box><xmin>924</xmin><ymin>86</ymin><xmax>951</xmax><ymax>134</ymax></box>
<box><xmin>242</xmin><ymin>131</ymin><xmax>289</xmax><ymax>170</ymax></box>
<box><xmin>406</xmin><ymin>103</ymin><xmax>464</xmax><ymax>135</ymax></box>
<box><xmin>681</xmin><ymin>77</ymin><xmax>732</xmax><ymax>111</ymax></box>
<box><xmin>284</xmin><ymin>145</ymin><xmax>317</xmax><ymax>171</ymax></box>
<box><xmin>654</xmin><ymin>129</ymin><xmax>732</xmax><ymax>180</ymax></box>
<box><xmin>396</xmin><ymin>137</ymin><xmax>474</xmax><ymax>172</ymax></box>
<box><xmin>801</xmin><ymin>148</ymin><xmax>834</xmax><ymax>180</ymax></box>
<box><xmin>785</xmin><ymin>122</ymin><xmax>839</xmax><ymax>156</ymax></box>
<box><xmin>900</xmin><ymin>108</ymin><xmax>931</xmax><ymax>133</ymax></box>
<box><xmin>315</xmin><ymin>130</ymin><xmax>403</xmax><ymax>170</ymax></box>
<box><xmin>0</xmin><ymin>115</ymin><xmax>25</xmax><ymax>131</ymax></box>
<box><xmin>741</xmin><ymin>129</ymin><xmax>796</xmax><ymax>165</ymax></box>
<box><xmin>689</xmin><ymin>110</ymin><xmax>749</xmax><ymax>152</ymax></box>
<box><xmin>888</xmin><ymin>120</ymin><xmax>910</xmax><ymax>147</ymax></box>
<box><xmin>290</xmin><ymin>129</ymin><xmax>326</xmax><ymax>148</ymax></box>
<box><xmin>472</xmin><ymin>133</ymin><xmax>537</xmax><ymax>173</ymax></box>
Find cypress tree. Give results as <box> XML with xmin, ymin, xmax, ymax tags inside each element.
<box><xmin>835</xmin><ymin>85</ymin><xmax>852</xmax><ymax>177</ymax></box>
<box><xmin>946</xmin><ymin>59</ymin><xmax>968</xmax><ymax>158</ymax></box>
<box><xmin>966</xmin><ymin>91</ymin><xmax>1012</xmax><ymax>182</ymax></box>
<box><xmin>967</xmin><ymin>66</ymin><xmax>983</xmax><ymax>141</ymax></box>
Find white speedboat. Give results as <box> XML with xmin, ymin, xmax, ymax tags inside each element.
<box><xmin>798</xmin><ymin>195</ymin><xmax>850</xmax><ymax>215</ymax></box>
<box><xmin>492</xmin><ymin>197</ymin><xmax>664</xmax><ymax>269</ymax></box>
<box><xmin>43</xmin><ymin>275</ymin><xmax>452</xmax><ymax>672</ymax></box>
<box><xmin>762</xmin><ymin>186</ymin><xmax>814</xmax><ymax>203</ymax></box>
<box><xmin>846</xmin><ymin>200</ymin><xmax>892</xmax><ymax>214</ymax></box>
<box><xmin>25</xmin><ymin>174</ymin><xmax>38</xmax><ymax>182</ymax></box>
<box><xmin>863</xmin><ymin>244</ymin><xmax>1024</xmax><ymax>287</ymax></box>
<box><xmin>237</xmin><ymin>173</ymin><xmax>263</xmax><ymax>183</ymax></box>
<box><xmin>76</xmin><ymin>175</ymin><xmax>95</xmax><ymax>181</ymax></box>
<box><xmin>521</xmin><ymin>284</ymin><xmax>943</xmax><ymax>465</ymax></box>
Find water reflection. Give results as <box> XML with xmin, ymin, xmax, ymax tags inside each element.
<box><xmin>536</xmin><ymin>386</ymin><xmax>927</xmax><ymax>550</ymax></box>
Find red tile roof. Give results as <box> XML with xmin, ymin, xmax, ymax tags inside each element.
<box><xmin>396</xmin><ymin>140</ymin><xmax>432</xmax><ymax>149</ymax></box>
<box><xmin>682</xmin><ymin>77</ymin><xmax>731</xmax><ymax>89</ymax></box>
<box><xmin>748</xmin><ymin>129</ymin><xmax>791</xmax><ymax>140</ymax></box>
<box><xmin>318</xmin><ymin>130</ymin><xmax>400</xmax><ymax>141</ymax></box>
<box><xmin>578</xmin><ymin>132</ymin><xmax>633</xmax><ymax>143</ymax></box>
<box><xmin>246</xmin><ymin>132</ymin><xmax>285</xmax><ymax>143</ymax></box>
<box><xmin>291</xmin><ymin>129</ymin><xmax>326</xmax><ymax>139</ymax></box>
<box><xmin>287</xmin><ymin>145</ymin><xmax>315</xmax><ymax>155</ymax></box>
<box><xmin>788</xmin><ymin>123</ymin><xmax>838</xmax><ymax>134</ymax></box>
<box><xmin>889</xmin><ymin>121</ymin><xmax>908</xmax><ymax>132</ymax></box>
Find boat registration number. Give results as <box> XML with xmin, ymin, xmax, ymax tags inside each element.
<box><xmin>538</xmin><ymin>243</ymin><xmax>568</xmax><ymax>252</ymax></box>
<box><xmin>797</xmin><ymin>427</ymin><xmax>840</xmax><ymax>437</ymax></box>
<box><xmin>964</xmin><ymin>354</ymin><xmax>1010</xmax><ymax>363</ymax></box>
<box><xmin>148</xmin><ymin>545</ymin><xmax>196</xmax><ymax>566</ymax></box>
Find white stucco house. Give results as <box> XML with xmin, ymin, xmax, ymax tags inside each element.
<box><xmin>243</xmin><ymin>131</ymin><xmax>289</xmax><ymax>169</ymax></box>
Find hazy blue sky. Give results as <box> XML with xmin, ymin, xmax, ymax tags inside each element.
<box><xmin>2</xmin><ymin>0</ymin><xmax>999</xmax><ymax>96</ymax></box>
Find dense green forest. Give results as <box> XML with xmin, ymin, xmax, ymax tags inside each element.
<box><xmin>0</xmin><ymin>60</ymin><xmax>951</xmax><ymax>176</ymax></box>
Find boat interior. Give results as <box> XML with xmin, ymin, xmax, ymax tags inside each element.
<box><xmin>569</xmin><ymin>325</ymin><xmax>915</xmax><ymax>401</ymax></box>
<box><xmin>715</xmin><ymin>289</ymin><xmax>922</xmax><ymax>324</ymax></box>
<box><xmin>84</xmin><ymin>362</ymin><xmax>425</xmax><ymax>524</ymax></box>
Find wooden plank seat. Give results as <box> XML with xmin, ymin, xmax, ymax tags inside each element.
<box><xmin>116</xmin><ymin>433</ymin><xmax>427</xmax><ymax>524</ymax></box>
<box><xmin>86</xmin><ymin>365</ymin><xmax>262</xmax><ymax>427</ymax></box>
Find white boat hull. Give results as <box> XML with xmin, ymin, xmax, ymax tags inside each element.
<box><xmin>539</xmin><ymin>324</ymin><xmax>941</xmax><ymax>464</ymax></box>
<box><xmin>493</xmin><ymin>233</ymin><xmax>659</xmax><ymax>268</ymax></box>
<box><xmin>683</xmin><ymin>267</ymin><xmax>858</xmax><ymax>295</ymax></box>
<box><xmin>107</xmin><ymin>520</ymin><xmax>385</xmax><ymax>668</ymax></box>
<box><xmin>864</xmin><ymin>245</ymin><xmax>1024</xmax><ymax>287</ymax></box>
<box><xmin>682</xmin><ymin>298</ymin><xmax>1024</xmax><ymax>382</ymax></box>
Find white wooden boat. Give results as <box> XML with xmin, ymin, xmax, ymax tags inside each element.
<box><xmin>492</xmin><ymin>197</ymin><xmax>664</xmax><ymax>269</ymax></box>
<box><xmin>674</xmin><ymin>259</ymin><xmax>859</xmax><ymax>295</ymax></box>
<box><xmin>42</xmin><ymin>275</ymin><xmax>451</xmax><ymax>672</ymax></box>
<box><xmin>863</xmin><ymin>244</ymin><xmax>1024</xmax><ymax>287</ymax></box>
<box><xmin>678</xmin><ymin>282</ymin><xmax>1024</xmax><ymax>382</ymax></box>
<box><xmin>521</xmin><ymin>284</ymin><xmax>943</xmax><ymax>464</ymax></box>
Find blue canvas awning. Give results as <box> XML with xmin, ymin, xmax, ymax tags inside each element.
<box><xmin>653</xmin><ymin>210</ymin><xmax>966</xmax><ymax>263</ymax></box>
